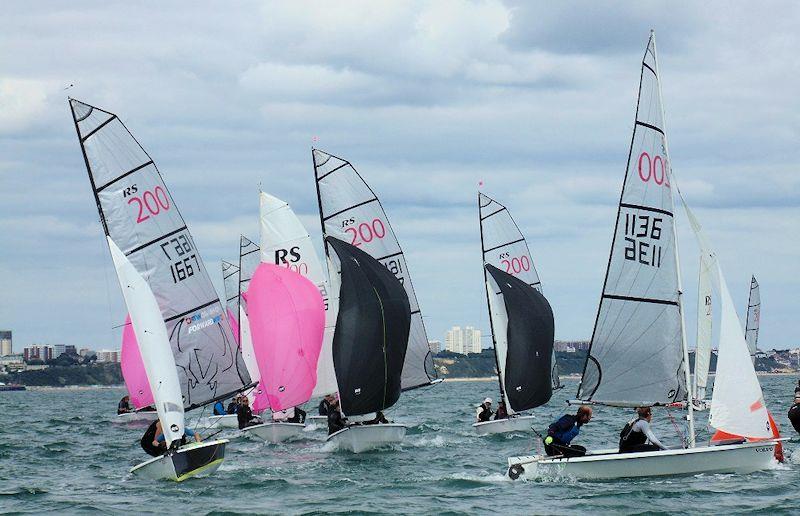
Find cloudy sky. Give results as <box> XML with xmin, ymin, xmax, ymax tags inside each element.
<box><xmin>1</xmin><ymin>1</ymin><xmax>798</xmax><ymax>354</ymax></box>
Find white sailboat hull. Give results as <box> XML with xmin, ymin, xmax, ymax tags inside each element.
<box><xmin>208</xmin><ymin>414</ymin><xmax>239</xmax><ymax>429</ymax></box>
<box><xmin>326</xmin><ymin>423</ymin><xmax>406</xmax><ymax>453</ymax></box>
<box><xmin>507</xmin><ymin>440</ymin><xmax>779</xmax><ymax>481</ymax></box>
<box><xmin>308</xmin><ymin>415</ymin><xmax>327</xmax><ymax>422</ymax></box>
<box><xmin>473</xmin><ymin>415</ymin><xmax>535</xmax><ymax>435</ymax></box>
<box><xmin>242</xmin><ymin>422</ymin><xmax>305</xmax><ymax>443</ymax></box>
<box><xmin>113</xmin><ymin>411</ymin><xmax>158</xmax><ymax>424</ymax></box>
<box><xmin>130</xmin><ymin>439</ymin><xmax>227</xmax><ymax>482</ymax></box>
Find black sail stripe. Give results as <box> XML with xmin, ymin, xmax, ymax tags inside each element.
<box><xmin>602</xmin><ymin>294</ymin><xmax>678</xmax><ymax>306</ymax></box>
<box><xmin>81</xmin><ymin>115</ymin><xmax>116</xmax><ymax>142</ymax></box>
<box><xmin>316</xmin><ymin>162</ymin><xmax>350</xmax><ymax>181</ymax></box>
<box><xmin>323</xmin><ymin>198</ymin><xmax>379</xmax><ymax>221</ymax></box>
<box><xmin>642</xmin><ymin>61</ymin><xmax>657</xmax><ymax>77</ymax></box>
<box><xmin>619</xmin><ymin>203</ymin><xmax>673</xmax><ymax>217</ymax></box>
<box><xmin>164</xmin><ymin>299</ymin><xmax>221</xmax><ymax>323</ymax></box>
<box><xmin>635</xmin><ymin>120</ymin><xmax>665</xmax><ymax>135</ymax></box>
<box><xmin>376</xmin><ymin>251</ymin><xmax>403</xmax><ymax>261</ymax></box>
<box><xmin>480</xmin><ymin>207</ymin><xmax>506</xmax><ymax>221</ymax></box>
<box><xmin>95</xmin><ymin>160</ymin><xmax>154</xmax><ymax>192</ymax></box>
<box><xmin>124</xmin><ymin>225</ymin><xmax>187</xmax><ymax>256</ymax></box>
<box><xmin>483</xmin><ymin>237</ymin><xmax>525</xmax><ymax>254</ymax></box>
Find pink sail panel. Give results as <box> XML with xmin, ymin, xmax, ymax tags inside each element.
<box><xmin>121</xmin><ymin>315</ymin><xmax>154</xmax><ymax>408</ymax></box>
<box><xmin>246</xmin><ymin>262</ymin><xmax>325</xmax><ymax>412</ymax></box>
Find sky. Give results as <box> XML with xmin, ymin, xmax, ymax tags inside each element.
<box><xmin>1</xmin><ymin>1</ymin><xmax>798</xmax><ymax>353</ymax></box>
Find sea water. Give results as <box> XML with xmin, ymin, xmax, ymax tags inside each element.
<box><xmin>1</xmin><ymin>376</ymin><xmax>798</xmax><ymax>514</ymax></box>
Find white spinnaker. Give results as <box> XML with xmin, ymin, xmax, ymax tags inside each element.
<box><xmin>709</xmin><ymin>264</ymin><xmax>772</xmax><ymax>438</ymax></box>
<box><xmin>313</xmin><ymin>149</ymin><xmax>436</xmax><ymax>390</ymax></box>
<box><xmin>259</xmin><ymin>192</ymin><xmax>338</xmax><ymax>397</ymax></box>
<box><xmin>109</xmin><ymin>237</ymin><xmax>184</xmax><ymax>445</ymax></box>
<box><xmin>485</xmin><ymin>275</ymin><xmax>514</xmax><ymax>414</ymax></box>
<box><xmin>745</xmin><ymin>276</ymin><xmax>760</xmax><ymax>359</ymax></box>
<box><xmin>577</xmin><ymin>34</ymin><xmax>686</xmax><ymax>405</ymax></box>
<box><xmin>694</xmin><ymin>254</ymin><xmax>713</xmax><ymax>401</ymax></box>
<box><xmin>239</xmin><ymin>306</ymin><xmax>260</xmax><ymax>406</ymax></box>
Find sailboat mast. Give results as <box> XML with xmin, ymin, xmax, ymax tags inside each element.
<box><xmin>478</xmin><ymin>193</ymin><xmax>506</xmax><ymax>403</ymax></box>
<box><xmin>651</xmin><ymin>31</ymin><xmax>695</xmax><ymax>447</ymax></box>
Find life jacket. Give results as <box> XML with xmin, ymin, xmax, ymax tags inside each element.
<box><xmin>547</xmin><ymin>414</ymin><xmax>578</xmax><ymax>444</ymax></box>
<box><xmin>140</xmin><ymin>421</ymin><xmax>163</xmax><ymax>457</ymax></box>
<box><xmin>788</xmin><ymin>403</ymin><xmax>800</xmax><ymax>433</ymax></box>
<box><xmin>619</xmin><ymin>418</ymin><xmax>647</xmax><ymax>450</ymax></box>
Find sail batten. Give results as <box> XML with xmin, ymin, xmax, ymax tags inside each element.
<box><xmin>313</xmin><ymin>149</ymin><xmax>437</xmax><ymax>390</ymax></box>
<box><xmin>70</xmin><ymin>98</ymin><xmax>250</xmax><ymax>409</ymax></box>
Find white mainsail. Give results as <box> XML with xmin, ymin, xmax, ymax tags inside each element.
<box><xmin>693</xmin><ymin>254</ymin><xmax>714</xmax><ymax>402</ymax></box>
<box><xmin>109</xmin><ymin>237</ymin><xmax>184</xmax><ymax>445</ymax></box>
<box><xmin>577</xmin><ymin>34</ymin><xmax>687</xmax><ymax>406</ymax></box>
<box><xmin>312</xmin><ymin>149</ymin><xmax>437</xmax><ymax>390</ymax></box>
<box><xmin>744</xmin><ymin>276</ymin><xmax>760</xmax><ymax>359</ymax></box>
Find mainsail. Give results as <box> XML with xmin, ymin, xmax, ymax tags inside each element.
<box><xmin>485</xmin><ymin>264</ymin><xmax>555</xmax><ymax>413</ymax></box>
<box><xmin>326</xmin><ymin>236</ymin><xmax>411</xmax><ymax>416</ymax></box>
<box><xmin>246</xmin><ymin>263</ymin><xmax>325</xmax><ymax>412</ymax></box>
<box><xmin>69</xmin><ymin>99</ymin><xmax>250</xmax><ymax>409</ymax></box>
<box><xmin>576</xmin><ymin>34</ymin><xmax>687</xmax><ymax>406</ymax></box>
<box><xmin>693</xmin><ymin>254</ymin><xmax>714</xmax><ymax>402</ymax></box>
<box><xmin>745</xmin><ymin>276</ymin><xmax>760</xmax><ymax>359</ymax></box>
<box><xmin>259</xmin><ymin>192</ymin><xmax>338</xmax><ymax>397</ymax></box>
<box><xmin>222</xmin><ymin>260</ymin><xmax>240</xmax><ymax>343</ymax></box>
<box><xmin>312</xmin><ymin>149</ymin><xmax>437</xmax><ymax>390</ymax></box>
<box><xmin>478</xmin><ymin>193</ymin><xmax>561</xmax><ymax>392</ymax></box>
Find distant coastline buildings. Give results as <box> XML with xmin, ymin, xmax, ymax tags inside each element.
<box><xmin>0</xmin><ymin>331</ymin><xmax>12</xmax><ymax>356</ymax></box>
<box><xmin>445</xmin><ymin>326</ymin><xmax>482</xmax><ymax>355</ymax></box>
<box><xmin>428</xmin><ymin>340</ymin><xmax>441</xmax><ymax>354</ymax></box>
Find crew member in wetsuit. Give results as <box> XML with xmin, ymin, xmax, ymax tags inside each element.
<box><xmin>213</xmin><ymin>400</ymin><xmax>226</xmax><ymax>416</ymax></box>
<box><xmin>618</xmin><ymin>406</ymin><xmax>668</xmax><ymax>453</ymax></box>
<box><xmin>476</xmin><ymin>398</ymin><xmax>493</xmax><ymax>422</ymax></box>
<box><xmin>237</xmin><ymin>396</ymin><xmax>262</xmax><ymax>429</ymax></box>
<box><xmin>327</xmin><ymin>398</ymin><xmax>347</xmax><ymax>435</ymax></box>
<box><xmin>141</xmin><ymin>420</ymin><xmax>166</xmax><ymax>457</ymax></box>
<box><xmin>318</xmin><ymin>394</ymin><xmax>335</xmax><ymax>416</ymax></box>
<box><xmin>286</xmin><ymin>406</ymin><xmax>306</xmax><ymax>424</ymax></box>
<box><xmin>543</xmin><ymin>405</ymin><xmax>592</xmax><ymax>457</ymax></box>
<box><xmin>365</xmin><ymin>411</ymin><xmax>389</xmax><ymax>425</ymax></box>
<box><xmin>118</xmin><ymin>395</ymin><xmax>133</xmax><ymax>414</ymax></box>
<box><xmin>494</xmin><ymin>401</ymin><xmax>509</xmax><ymax>420</ymax></box>
<box><xmin>227</xmin><ymin>396</ymin><xmax>240</xmax><ymax>415</ymax></box>
<box><xmin>788</xmin><ymin>383</ymin><xmax>800</xmax><ymax>433</ymax></box>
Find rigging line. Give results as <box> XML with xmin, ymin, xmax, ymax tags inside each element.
<box><xmin>322</xmin><ymin>198</ymin><xmax>379</xmax><ymax>221</ymax></box>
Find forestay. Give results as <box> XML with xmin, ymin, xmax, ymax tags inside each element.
<box><xmin>312</xmin><ymin>149</ymin><xmax>436</xmax><ymax>390</ymax></box>
<box><xmin>259</xmin><ymin>192</ymin><xmax>338</xmax><ymax>398</ymax></box>
<box><xmin>69</xmin><ymin>99</ymin><xmax>250</xmax><ymax>409</ymax></box>
<box><xmin>326</xmin><ymin>237</ymin><xmax>411</xmax><ymax>417</ymax></box>
<box><xmin>576</xmin><ymin>35</ymin><xmax>687</xmax><ymax>406</ymax></box>
<box><xmin>485</xmin><ymin>264</ymin><xmax>555</xmax><ymax>413</ymax></box>
<box><xmin>745</xmin><ymin>276</ymin><xmax>760</xmax><ymax>358</ymax></box>
<box><xmin>478</xmin><ymin>193</ymin><xmax>560</xmax><ymax>391</ymax></box>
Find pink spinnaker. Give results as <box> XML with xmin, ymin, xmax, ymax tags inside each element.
<box><xmin>246</xmin><ymin>263</ymin><xmax>325</xmax><ymax>412</ymax></box>
<box><xmin>121</xmin><ymin>315</ymin><xmax>154</xmax><ymax>408</ymax></box>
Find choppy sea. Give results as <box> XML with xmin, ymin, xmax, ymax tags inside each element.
<box><xmin>1</xmin><ymin>376</ymin><xmax>798</xmax><ymax>514</ymax></box>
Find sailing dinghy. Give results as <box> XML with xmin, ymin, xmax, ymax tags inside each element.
<box><xmin>69</xmin><ymin>99</ymin><xmax>252</xmax><ymax>480</ymax></box>
<box><xmin>507</xmin><ymin>33</ymin><xmax>780</xmax><ymax>480</ymax></box>
<box><xmin>322</xmin><ymin>236</ymin><xmax>411</xmax><ymax>452</ymax></box>
<box><xmin>475</xmin><ymin>193</ymin><xmax>556</xmax><ymax>435</ymax></box>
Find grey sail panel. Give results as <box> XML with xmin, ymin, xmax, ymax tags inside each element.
<box><xmin>576</xmin><ymin>36</ymin><xmax>687</xmax><ymax>406</ymax></box>
<box><xmin>222</xmin><ymin>260</ymin><xmax>240</xmax><ymax>334</ymax></box>
<box><xmin>238</xmin><ymin>235</ymin><xmax>260</xmax><ymax>311</ymax></box>
<box><xmin>744</xmin><ymin>276</ymin><xmax>760</xmax><ymax>357</ymax></box>
<box><xmin>327</xmin><ymin>237</ymin><xmax>410</xmax><ymax>416</ymax></box>
<box><xmin>313</xmin><ymin>149</ymin><xmax>436</xmax><ymax>390</ymax></box>
<box><xmin>69</xmin><ymin>99</ymin><xmax>250</xmax><ymax>409</ymax></box>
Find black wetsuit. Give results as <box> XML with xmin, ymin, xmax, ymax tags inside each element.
<box><xmin>619</xmin><ymin>418</ymin><xmax>661</xmax><ymax>453</ymax></box>
<box><xmin>227</xmin><ymin>401</ymin><xmax>238</xmax><ymax>415</ymax></box>
<box><xmin>365</xmin><ymin>412</ymin><xmax>389</xmax><ymax>425</ymax></box>
<box><xmin>328</xmin><ymin>409</ymin><xmax>346</xmax><ymax>435</ymax></box>
<box><xmin>477</xmin><ymin>406</ymin><xmax>493</xmax><ymax>422</ymax></box>
<box><xmin>237</xmin><ymin>405</ymin><xmax>260</xmax><ymax>430</ymax></box>
<box><xmin>789</xmin><ymin>403</ymin><xmax>800</xmax><ymax>433</ymax></box>
<box><xmin>318</xmin><ymin>399</ymin><xmax>333</xmax><ymax>416</ymax></box>
<box><xmin>117</xmin><ymin>399</ymin><xmax>132</xmax><ymax>415</ymax></box>
<box><xmin>287</xmin><ymin>407</ymin><xmax>306</xmax><ymax>424</ymax></box>
<box><xmin>141</xmin><ymin>421</ymin><xmax>165</xmax><ymax>457</ymax></box>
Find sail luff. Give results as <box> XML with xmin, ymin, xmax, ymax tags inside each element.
<box><xmin>744</xmin><ymin>275</ymin><xmax>760</xmax><ymax>359</ymax></box>
<box><xmin>693</xmin><ymin>254</ymin><xmax>713</xmax><ymax>402</ymax></box>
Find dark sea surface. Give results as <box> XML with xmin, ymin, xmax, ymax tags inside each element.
<box><xmin>1</xmin><ymin>376</ymin><xmax>798</xmax><ymax>515</ymax></box>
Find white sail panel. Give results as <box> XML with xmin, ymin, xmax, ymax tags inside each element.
<box><xmin>709</xmin><ymin>265</ymin><xmax>772</xmax><ymax>438</ymax></box>
<box><xmin>239</xmin><ymin>306</ymin><xmax>261</xmax><ymax>406</ymax></box>
<box><xmin>108</xmin><ymin>237</ymin><xmax>184</xmax><ymax>445</ymax></box>
<box><xmin>485</xmin><ymin>277</ymin><xmax>513</xmax><ymax>413</ymax></box>
<box><xmin>694</xmin><ymin>254</ymin><xmax>713</xmax><ymax>401</ymax></box>
<box><xmin>222</xmin><ymin>260</ymin><xmax>240</xmax><ymax>333</ymax></box>
<box><xmin>745</xmin><ymin>276</ymin><xmax>760</xmax><ymax>358</ymax></box>
<box><xmin>239</xmin><ymin>235</ymin><xmax>260</xmax><ymax>300</ymax></box>
<box><xmin>313</xmin><ymin>149</ymin><xmax>436</xmax><ymax>390</ymax></box>
<box><xmin>70</xmin><ymin>99</ymin><xmax>249</xmax><ymax>409</ymax></box>
<box><xmin>577</xmin><ymin>36</ymin><xmax>686</xmax><ymax>405</ymax></box>
<box><xmin>258</xmin><ymin>192</ymin><xmax>338</xmax><ymax>397</ymax></box>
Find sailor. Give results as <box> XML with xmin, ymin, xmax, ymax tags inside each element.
<box><xmin>476</xmin><ymin>398</ymin><xmax>493</xmax><ymax>422</ymax></box>
<box><xmin>140</xmin><ymin>421</ymin><xmax>201</xmax><ymax>456</ymax></box>
<box><xmin>618</xmin><ymin>406</ymin><xmax>668</xmax><ymax>453</ymax></box>
<box><xmin>543</xmin><ymin>405</ymin><xmax>592</xmax><ymax>457</ymax></box>
<box><xmin>286</xmin><ymin>406</ymin><xmax>307</xmax><ymax>424</ymax></box>
<box><xmin>212</xmin><ymin>400</ymin><xmax>226</xmax><ymax>416</ymax></box>
<box><xmin>365</xmin><ymin>411</ymin><xmax>389</xmax><ymax>425</ymax></box>
<box><xmin>788</xmin><ymin>387</ymin><xmax>800</xmax><ymax>433</ymax></box>
<box><xmin>226</xmin><ymin>396</ymin><xmax>240</xmax><ymax>415</ymax></box>
<box><xmin>117</xmin><ymin>395</ymin><xmax>133</xmax><ymax>414</ymax></box>
<box><xmin>327</xmin><ymin>398</ymin><xmax>347</xmax><ymax>435</ymax></box>
<box><xmin>494</xmin><ymin>401</ymin><xmax>509</xmax><ymax>420</ymax></box>
<box><xmin>318</xmin><ymin>394</ymin><xmax>335</xmax><ymax>416</ymax></box>
<box><xmin>237</xmin><ymin>396</ymin><xmax>262</xmax><ymax>429</ymax></box>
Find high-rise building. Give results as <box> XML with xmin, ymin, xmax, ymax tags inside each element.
<box><xmin>96</xmin><ymin>350</ymin><xmax>121</xmax><ymax>363</ymax></box>
<box><xmin>428</xmin><ymin>340</ymin><xmax>441</xmax><ymax>354</ymax></box>
<box><xmin>53</xmin><ymin>344</ymin><xmax>66</xmax><ymax>357</ymax></box>
<box><xmin>445</xmin><ymin>326</ymin><xmax>482</xmax><ymax>354</ymax></box>
<box><xmin>0</xmin><ymin>331</ymin><xmax>11</xmax><ymax>356</ymax></box>
<box><xmin>23</xmin><ymin>345</ymin><xmax>53</xmax><ymax>362</ymax></box>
